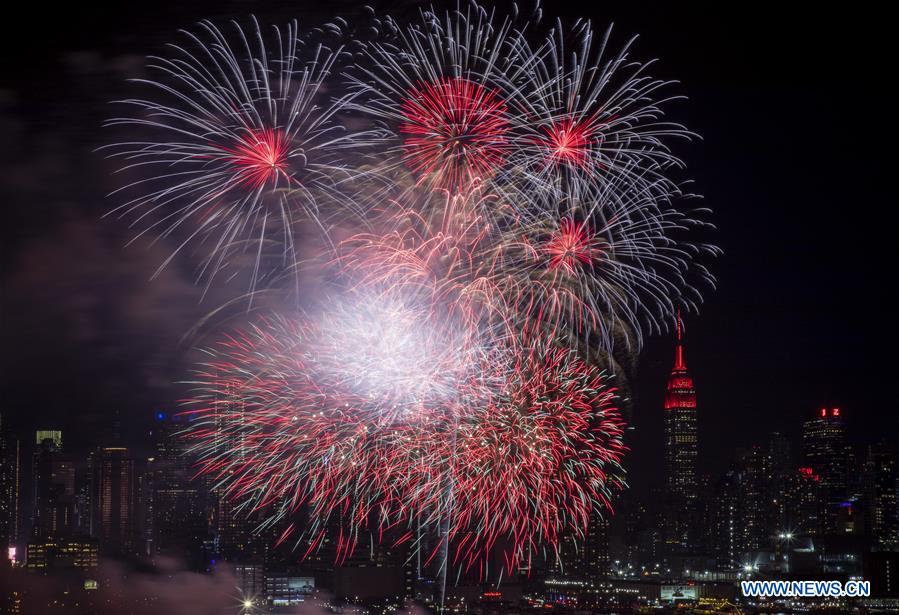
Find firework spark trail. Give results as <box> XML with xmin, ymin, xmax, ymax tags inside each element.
<box><xmin>183</xmin><ymin>289</ymin><xmax>498</xmax><ymax>560</ymax></box>
<box><xmin>336</xmin><ymin>182</ymin><xmax>514</xmax><ymax>339</ymax></box>
<box><xmin>345</xmin><ymin>3</ymin><xmax>541</xmax><ymax>195</ymax></box>
<box><xmin>501</xmin><ymin>17</ymin><xmax>695</xmax><ymax>201</ymax></box>
<box><xmin>393</xmin><ymin>334</ymin><xmax>626</xmax><ymax>574</ymax></box>
<box><xmin>399</xmin><ymin>77</ymin><xmax>511</xmax><ymax>190</ymax></box>
<box><xmin>103</xmin><ymin>17</ymin><xmax>364</xmax><ymax>292</ymax></box>
<box><xmin>493</xmin><ymin>172</ymin><xmax>718</xmax><ymax>352</ymax></box>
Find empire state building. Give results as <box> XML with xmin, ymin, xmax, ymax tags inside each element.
<box><xmin>664</xmin><ymin>312</ymin><xmax>698</xmax><ymax>546</ymax></box>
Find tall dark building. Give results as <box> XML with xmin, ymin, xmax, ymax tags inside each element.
<box><xmin>543</xmin><ymin>512</ymin><xmax>609</xmax><ymax>581</ymax></box>
<box><xmin>4</xmin><ymin>437</ymin><xmax>21</xmax><ymax>559</ymax></box>
<box><xmin>31</xmin><ymin>433</ymin><xmax>75</xmax><ymax>539</ymax></box>
<box><xmin>0</xmin><ymin>414</ymin><xmax>17</xmax><ymax>558</ymax></box>
<box><xmin>738</xmin><ymin>446</ymin><xmax>775</xmax><ymax>551</ymax></box>
<box><xmin>710</xmin><ymin>470</ymin><xmax>742</xmax><ymax>570</ymax></box>
<box><xmin>97</xmin><ymin>447</ymin><xmax>134</xmax><ymax>553</ymax></box>
<box><xmin>210</xmin><ymin>394</ymin><xmax>256</xmax><ymax>562</ymax></box>
<box><xmin>584</xmin><ymin>513</ymin><xmax>611</xmax><ymax>581</ymax></box>
<box><xmin>802</xmin><ymin>408</ymin><xmax>848</xmax><ymax>533</ymax></box>
<box><xmin>864</xmin><ymin>443</ymin><xmax>898</xmax><ymax>550</ymax></box>
<box><xmin>663</xmin><ymin>313</ymin><xmax>698</xmax><ymax>549</ymax></box>
<box><xmin>149</xmin><ymin>411</ymin><xmax>205</xmax><ymax>563</ymax></box>
<box><xmin>784</xmin><ymin>466</ymin><xmax>823</xmax><ymax>536</ymax></box>
<box><xmin>767</xmin><ymin>432</ymin><xmax>793</xmax><ymax>537</ymax></box>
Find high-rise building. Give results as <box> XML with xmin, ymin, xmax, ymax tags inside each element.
<box><xmin>74</xmin><ymin>467</ymin><xmax>94</xmax><ymax>538</ymax></box>
<box><xmin>584</xmin><ymin>514</ymin><xmax>610</xmax><ymax>581</ymax></box>
<box><xmin>663</xmin><ymin>312</ymin><xmax>698</xmax><ymax>549</ymax></box>
<box><xmin>767</xmin><ymin>432</ymin><xmax>793</xmax><ymax>535</ymax></box>
<box><xmin>149</xmin><ymin>411</ymin><xmax>205</xmax><ymax>563</ymax></box>
<box><xmin>864</xmin><ymin>443</ymin><xmax>898</xmax><ymax>550</ymax></box>
<box><xmin>710</xmin><ymin>470</ymin><xmax>742</xmax><ymax>570</ymax></box>
<box><xmin>31</xmin><ymin>435</ymin><xmax>75</xmax><ymax>539</ymax></box>
<box><xmin>802</xmin><ymin>408</ymin><xmax>848</xmax><ymax>533</ymax></box>
<box><xmin>4</xmin><ymin>437</ymin><xmax>22</xmax><ymax>559</ymax></box>
<box><xmin>549</xmin><ymin>512</ymin><xmax>611</xmax><ymax>581</ymax></box>
<box><xmin>25</xmin><ymin>536</ymin><xmax>98</xmax><ymax>572</ymax></box>
<box><xmin>97</xmin><ymin>447</ymin><xmax>134</xmax><ymax>553</ymax></box>
<box><xmin>207</xmin><ymin>395</ymin><xmax>267</xmax><ymax>564</ymax></box>
<box><xmin>784</xmin><ymin>467</ymin><xmax>823</xmax><ymax>536</ymax></box>
<box><xmin>0</xmin><ymin>414</ymin><xmax>15</xmax><ymax>554</ymax></box>
<box><xmin>234</xmin><ymin>563</ymin><xmax>265</xmax><ymax>605</ymax></box>
<box><xmin>738</xmin><ymin>446</ymin><xmax>775</xmax><ymax>551</ymax></box>
<box><xmin>136</xmin><ymin>464</ymin><xmax>154</xmax><ymax>557</ymax></box>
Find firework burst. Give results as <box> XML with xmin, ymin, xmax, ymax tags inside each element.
<box><xmin>495</xmin><ymin>174</ymin><xmax>717</xmax><ymax>352</ymax></box>
<box><xmin>185</xmin><ymin>308</ymin><xmax>625</xmax><ymax>573</ymax></box>
<box><xmin>183</xmin><ymin>290</ymin><xmax>488</xmax><ymax>561</ymax></box>
<box><xmin>345</xmin><ymin>3</ymin><xmax>540</xmax><ymax>194</ymax></box>
<box><xmin>443</xmin><ymin>337</ymin><xmax>626</xmax><ymax>572</ymax></box>
<box><xmin>501</xmin><ymin>19</ymin><xmax>694</xmax><ymax>199</ymax></box>
<box><xmin>104</xmin><ymin>17</ymin><xmax>359</xmax><ymax>290</ymax></box>
<box><xmin>399</xmin><ymin>77</ymin><xmax>511</xmax><ymax>190</ymax></box>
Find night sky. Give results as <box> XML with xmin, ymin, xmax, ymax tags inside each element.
<box><xmin>1</xmin><ymin>1</ymin><xmax>896</xmax><ymax>492</ymax></box>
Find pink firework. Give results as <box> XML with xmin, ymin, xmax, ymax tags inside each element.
<box><xmin>399</xmin><ymin>77</ymin><xmax>510</xmax><ymax>190</ymax></box>
<box><xmin>544</xmin><ymin>217</ymin><xmax>602</xmax><ymax>274</ymax></box>
<box><xmin>224</xmin><ymin>128</ymin><xmax>291</xmax><ymax>188</ymax></box>
<box><xmin>183</xmin><ymin>291</ymin><xmax>493</xmax><ymax>561</ymax></box>
<box><xmin>538</xmin><ymin>118</ymin><xmax>596</xmax><ymax>169</ymax></box>
<box><xmin>105</xmin><ymin>18</ymin><xmax>356</xmax><ymax>292</ymax></box>
<box><xmin>408</xmin><ymin>337</ymin><xmax>626</xmax><ymax>575</ymax></box>
<box><xmin>334</xmin><ymin>181</ymin><xmax>522</xmax><ymax>343</ymax></box>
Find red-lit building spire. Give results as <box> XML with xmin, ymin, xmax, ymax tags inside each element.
<box><xmin>665</xmin><ymin>309</ymin><xmax>695</xmax><ymax>411</ymax></box>
<box><xmin>674</xmin><ymin>307</ymin><xmax>686</xmax><ymax>371</ymax></box>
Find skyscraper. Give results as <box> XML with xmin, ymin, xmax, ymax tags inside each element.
<box><xmin>0</xmin><ymin>414</ymin><xmax>16</xmax><ymax>555</ymax></box>
<box><xmin>663</xmin><ymin>312</ymin><xmax>698</xmax><ymax>549</ymax></box>
<box><xmin>784</xmin><ymin>466</ymin><xmax>823</xmax><ymax>536</ymax></box>
<box><xmin>98</xmin><ymin>447</ymin><xmax>134</xmax><ymax>553</ymax></box>
<box><xmin>739</xmin><ymin>445</ymin><xmax>774</xmax><ymax>551</ymax></box>
<box><xmin>150</xmin><ymin>412</ymin><xmax>206</xmax><ymax>564</ymax></box>
<box><xmin>864</xmin><ymin>443</ymin><xmax>898</xmax><ymax>549</ymax></box>
<box><xmin>711</xmin><ymin>470</ymin><xmax>742</xmax><ymax>570</ymax></box>
<box><xmin>802</xmin><ymin>408</ymin><xmax>847</xmax><ymax>534</ymax></box>
<box><xmin>31</xmin><ymin>433</ymin><xmax>75</xmax><ymax>539</ymax></box>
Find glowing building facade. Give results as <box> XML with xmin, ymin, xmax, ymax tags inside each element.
<box><xmin>663</xmin><ymin>313</ymin><xmax>698</xmax><ymax>549</ymax></box>
<box><xmin>98</xmin><ymin>447</ymin><xmax>134</xmax><ymax>553</ymax></box>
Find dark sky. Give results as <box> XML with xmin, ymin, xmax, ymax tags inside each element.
<box><xmin>1</xmin><ymin>1</ymin><xmax>896</xmax><ymax>488</ymax></box>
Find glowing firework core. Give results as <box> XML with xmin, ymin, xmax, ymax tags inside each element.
<box><xmin>541</xmin><ymin>119</ymin><xmax>593</xmax><ymax>168</ymax></box>
<box><xmin>544</xmin><ymin>218</ymin><xmax>601</xmax><ymax>273</ymax></box>
<box><xmin>400</xmin><ymin>77</ymin><xmax>510</xmax><ymax>188</ymax></box>
<box><xmin>312</xmin><ymin>296</ymin><xmax>474</xmax><ymax>418</ymax></box>
<box><xmin>225</xmin><ymin>128</ymin><xmax>290</xmax><ymax>188</ymax></box>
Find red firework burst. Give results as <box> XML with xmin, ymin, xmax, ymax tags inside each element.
<box><xmin>441</xmin><ymin>339</ymin><xmax>626</xmax><ymax>572</ymax></box>
<box><xmin>399</xmin><ymin>77</ymin><xmax>510</xmax><ymax>190</ymax></box>
<box><xmin>539</xmin><ymin>118</ymin><xmax>595</xmax><ymax>168</ymax></box>
<box><xmin>224</xmin><ymin>128</ymin><xmax>290</xmax><ymax>188</ymax></box>
<box><xmin>544</xmin><ymin>217</ymin><xmax>601</xmax><ymax>273</ymax></box>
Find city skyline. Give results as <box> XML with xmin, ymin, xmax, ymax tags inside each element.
<box><xmin>2</xmin><ymin>335</ymin><xmax>896</xmax><ymax>610</ymax></box>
